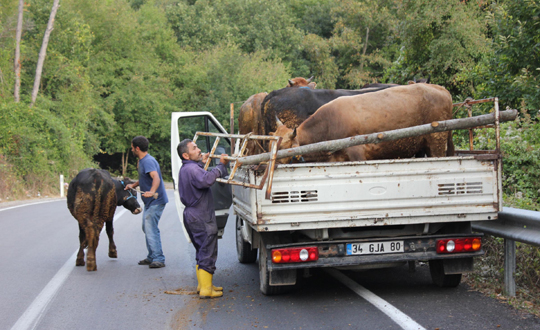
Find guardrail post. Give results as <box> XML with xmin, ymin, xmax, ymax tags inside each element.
<box><xmin>60</xmin><ymin>174</ymin><xmax>65</xmax><ymax>197</ymax></box>
<box><xmin>504</xmin><ymin>238</ymin><xmax>516</xmax><ymax>297</ymax></box>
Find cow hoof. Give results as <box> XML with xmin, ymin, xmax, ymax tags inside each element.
<box><xmin>86</xmin><ymin>259</ymin><xmax>97</xmax><ymax>271</ymax></box>
<box><xmin>76</xmin><ymin>259</ymin><xmax>85</xmax><ymax>266</ymax></box>
<box><xmin>109</xmin><ymin>251</ymin><xmax>117</xmax><ymax>258</ymax></box>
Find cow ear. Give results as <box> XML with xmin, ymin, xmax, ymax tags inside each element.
<box><xmin>291</xmin><ymin>127</ymin><xmax>297</xmax><ymax>139</ymax></box>
<box><xmin>288</xmin><ymin>79</ymin><xmax>294</xmax><ymax>87</ymax></box>
<box><xmin>308</xmin><ymin>82</ymin><xmax>317</xmax><ymax>89</ymax></box>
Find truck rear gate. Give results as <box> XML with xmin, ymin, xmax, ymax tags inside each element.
<box><xmin>233</xmin><ymin>156</ymin><xmax>500</xmax><ymax>232</ymax></box>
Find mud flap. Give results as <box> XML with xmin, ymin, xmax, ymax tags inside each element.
<box><xmin>270</xmin><ymin>269</ymin><xmax>297</xmax><ymax>286</ymax></box>
<box><xmin>443</xmin><ymin>257</ymin><xmax>474</xmax><ymax>275</ymax></box>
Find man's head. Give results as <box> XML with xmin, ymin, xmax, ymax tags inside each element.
<box><xmin>178</xmin><ymin>139</ymin><xmax>202</xmax><ymax>161</ymax></box>
<box><xmin>131</xmin><ymin>136</ymin><xmax>149</xmax><ymax>158</ymax></box>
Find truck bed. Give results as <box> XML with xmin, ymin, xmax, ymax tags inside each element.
<box><xmin>233</xmin><ymin>156</ymin><xmax>501</xmax><ymax>232</ymax></box>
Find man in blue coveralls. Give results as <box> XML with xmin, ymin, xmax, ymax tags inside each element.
<box><xmin>126</xmin><ymin>136</ymin><xmax>169</xmax><ymax>268</ymax></box>
<box><xmin>177</xmin><ymin>139</ymin><xmax>229</xmax><ymax>299</ymax></box>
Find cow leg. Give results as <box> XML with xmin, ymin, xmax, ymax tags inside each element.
<box><xmin>85</xmin><ymin>222</ymin><xmax>103</xmax><ymax>271</ymax></box>
<box><xmin>105</xmin><ymin>220</ymin><xmax>117</xmax><ymax>258</ymax></box>
<box><xmin>76</xmin><ymin>223</ymin><xmax>87</xmax><ymax>267</ymax></box>
<box><xmin>425</xmin><ymin>133</ymin><xmax>448</xmax><ymax>157</ymax></box>
<box><xmin>341</xmin><ymin>146</ymin><xmax>366</xmax><ymax>161</ymax></box>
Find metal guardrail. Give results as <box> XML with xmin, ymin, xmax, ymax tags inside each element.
<box><xmin>472</xmin><ymin>207</ymin><xmax>540</xmax><ymax>296</ymax></box>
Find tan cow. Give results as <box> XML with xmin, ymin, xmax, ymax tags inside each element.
<box><xmin>238</xmin><ymin>77</ymin><xmax>316</xmax><ymax>155</ymax></box>
<box><xmin>287</xmin><ymin>76</ymin><xmax>316</xmax><ymax>88</ymax></box>
<box><xmin>271</xmin><ymin>83</ymin><xmax>454</xmax><ymax>164</ymax></box>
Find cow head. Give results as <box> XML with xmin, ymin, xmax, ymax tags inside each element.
<box><xmin>116</xmin><ymin>178</ymin><xmax>142</xmax><ymax>214</ymax></box>
<box><xmin>287</xmin><ymin>76</ymin><xmax>317</xmax><ymax>89</ymax></box>
<box><xmin>270</xmin><ymin>117</ymin><xmax>300</xmax><ymax>164</ymax></box>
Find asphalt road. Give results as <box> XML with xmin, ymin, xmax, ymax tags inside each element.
<box><xmin>1</xmin><ymin>190</ymin><xmax>539</xmax><ymax>330</ymax></box>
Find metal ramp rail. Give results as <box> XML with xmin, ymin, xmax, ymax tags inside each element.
<box><xmin>193</xmin><ymin>131</ymin><xmax>282</xmax><ymax>199</ymax></box>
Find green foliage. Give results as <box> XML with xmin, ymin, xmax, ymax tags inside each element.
<box><xmin>470</xmin><ymin>0</ymin><xmax>540</xmax><ymax>113</ymax></box>
<box><xmin>167</xmin><ymin>0</ymin><xmax>304</xmax><ymax>67</ymax></box>
<box><xmin>0</xmin><ymin>0</ymin><xmax>19</xmax><ymax>99</ymax></box>
<box><xmin>329</xmin><ymin>0</ymin><xmax>398</xmax><ymax>87</ymax></box>
<box><xmin>176</xmin><ymin>44</ymin><xmax>291</xmax><ymax>127</ymax></box>
<box><xmin>300</xmin><ymin>34</ymin><xmax>339</xmax><ymax>89</ymax></box>
<box><xmin>384</xmin><ymin>0</ymin><xmax>489</xmax><ymax>96</ymax></box>
<box><xmin>0</xmin><ymin>0</ymin><xmax>539</xmax><ymax>208</ymax></box>
<box><xmin>500</xmin><ymin>113</ymin><xmax>540</xmax><ymax>209</ymax></box>
<box><xmin>0</xmin><ymin>100</ymin><xmax>94</xmax><ymax>194</ymax></box>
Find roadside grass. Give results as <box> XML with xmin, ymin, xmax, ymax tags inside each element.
<box><xmin>464</xmin><ymin>235</ymin><xmax>540</xmax><ymax>318</ymax></box>
<box><xmin>0</xmin><ymin>159</ymin><xmax>57</xmax><ymax>202</ymax></box>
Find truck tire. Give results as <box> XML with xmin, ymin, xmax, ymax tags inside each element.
<box><xmin>429</xmin><ymin>260</ymin><xmax>462</xmax><ymax>288</ymax></box>
<box><xmin>259</xmin><ymin>241</ymin><xmax>293</xmax><ymax>295</ymax></box>
<box><xmin>236</xmin><ymin>216</ymin><xmax>258</xmax><ymax>264</ymax></box>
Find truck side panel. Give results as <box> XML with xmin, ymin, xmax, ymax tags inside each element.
<box><xmin>233</xmin><ymin>157</ymin><xmax>499</xmax><ymax>232</ymax></box>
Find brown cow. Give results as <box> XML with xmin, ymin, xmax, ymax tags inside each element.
<box><xmin>67</xmin><ymin>168</ymin><xmax>142</xmax><ymax>271</ymax></box>
<box><xmin>238</xmin><ymin>77</ymin><xmax>316</xmax><ymax>155</ymax></box>
<box><xmin>287</xmin><ymin>76</ymin><xmax>316</xmax><ymax>88</ymax></box>
<box><xmin>271</xmin><ymin>83</ymin><xmax>454</xmax><ymax>164</ymax></box>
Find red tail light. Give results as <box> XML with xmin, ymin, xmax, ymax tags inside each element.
<box><xmin>436</xmin><ymin>237</ymin><xmax>482</xmax><ymax>254</ymax></box>
<box><xmin>272</xmin><ymin>247</ymin><xmax>319</xmax><ymax>263</ymax></box>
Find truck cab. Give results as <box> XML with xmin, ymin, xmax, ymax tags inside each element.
<box><xmin>171</xmin><ymin>112</ymin><xmax>232</xmax><ymax>240</ymax></box>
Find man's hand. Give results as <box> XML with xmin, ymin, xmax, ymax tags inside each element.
<box><xmin>124</xmin><ymin>183</ymin><xmax>135</xmax><ymax>190</ymax></box>
<box><xmin>202</xmin><ymin>152</ymin><xmax>209</xmax><ymax>163</ymax></box>
<box><xmin>142</xmin><ymin>191</ymin><xmax>155</xmax><ymax>198</ymax></box>
<box><xmin>219</xmin><ymin>154</ymin><xmax>229</xmax><ymax>165</ymax></box>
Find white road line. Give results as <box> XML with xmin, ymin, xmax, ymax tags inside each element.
<box><xmin>0</xmin><ymin>199</ymin><xmax>64</xmax><ymax>212</ymax></box>
<box><xmin>326</xmin><ymin>269</ymin><xmax>426</xmax><ymax>330</ymax></box>
<box><xmin>10</xmin><ymin>208</ymin><xmax>128</xmax><ymax>330</ymax></box>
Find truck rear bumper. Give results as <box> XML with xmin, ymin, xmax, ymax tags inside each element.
<box><xmin>266</xmin><ymin>234</ymin><xmax>484</xmax><ymax>271</ymax></box>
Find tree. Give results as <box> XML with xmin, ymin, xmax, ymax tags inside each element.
<box><xmin>30</xmin><ymin>0</ymin><xmax>60</xmax><ymax>107</ymax></box>
<box><xmin>14</xmin><ymin>0</ymin><xmax>23</xmax><ymax>102</ymax></box>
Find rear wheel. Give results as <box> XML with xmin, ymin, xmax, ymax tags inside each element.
<box><xmin>236</xmin><ymin>216</ymin><xmax>257</xmax><ymax>263</ymax></box>
<box><xmin>258</xmin><ymin>240</ymin><xmax>293</xmax><ymax>295</ymax></box>
<box><xmin>429</xmin><ymin>260</ymin><xmax>462</xmax><ymax>287</ymax></box>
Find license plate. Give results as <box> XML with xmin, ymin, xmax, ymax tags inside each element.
<box><xmin>347</xmin><ymin>241</ymin><xmax>404</xmax><ymax>255</ymax></box>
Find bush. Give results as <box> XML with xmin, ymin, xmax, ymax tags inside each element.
<box><xmin>468</xmin><ymin>235</ymin><xmax>540</xmax><ymax>316</ymax></box>
<box><xmin>0</xmin><ymin>100</ymin><xmax>95</xmax><ymax>199</ymax></box>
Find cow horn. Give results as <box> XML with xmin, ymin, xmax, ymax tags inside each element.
<box><xmin>307</xmin><ymin>76</ymin><xmax>313</xmax><ymax>83</ymax></box>
<box><xmin>291</xmin><ymin>127</ymin><xmax>297</xmax><ymax>139</ymax></box>
<box><xmin>288</xmin><ymin>79</ymin><xmax>294</xmax><ymax>87</ymax></box>
<box><xmin>276</xmin><ymin>115</ymin><xmax>284</xmax><ymax>127</ymax></box>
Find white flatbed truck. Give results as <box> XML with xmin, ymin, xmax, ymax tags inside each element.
<box><xmin>171</xmin><ymin>102</ymin><xmax>512</xmax><ymax>295</ymax></box>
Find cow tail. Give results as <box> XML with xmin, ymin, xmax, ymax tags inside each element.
<box><xmin>447</xmin><ymin>131</ymin><xmax>455</xmax><ymax>156</ymax></box>
<box><xmin>92</xmin><ymin>178</ymin><xmax>104</xmax><ymax>225</ymax></box>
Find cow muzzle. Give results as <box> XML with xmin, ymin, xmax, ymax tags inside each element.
<box><xmin>133</xmin><ymin>207</ymin><xmax>142</xmax><ymax>215</ymax></box>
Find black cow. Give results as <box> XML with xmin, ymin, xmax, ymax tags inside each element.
<box><xmin>67</xmin><ymin>168</ymin><xmax>141</xmax><ymax>271</ymax></box>
<box><xmin>261</xmin><ymin>84</ymin><xmax>397</xmax><ymax>137</ymax></box>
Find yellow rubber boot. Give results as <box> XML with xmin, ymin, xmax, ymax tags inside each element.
<box><xmin>196</xmin><ymin>265</ymin><xmax>222</xmax><ymax>292</ymax></box>
<box><xmin>199</xmin><ymin>269</ymin><xmax>223</xmax><ymax>299</ymax></box>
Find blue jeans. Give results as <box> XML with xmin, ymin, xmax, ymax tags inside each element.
<box><xmin>142</xmin><ymin>204</ymin><xmax>166</xmax><ymax>263</ymax></box>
